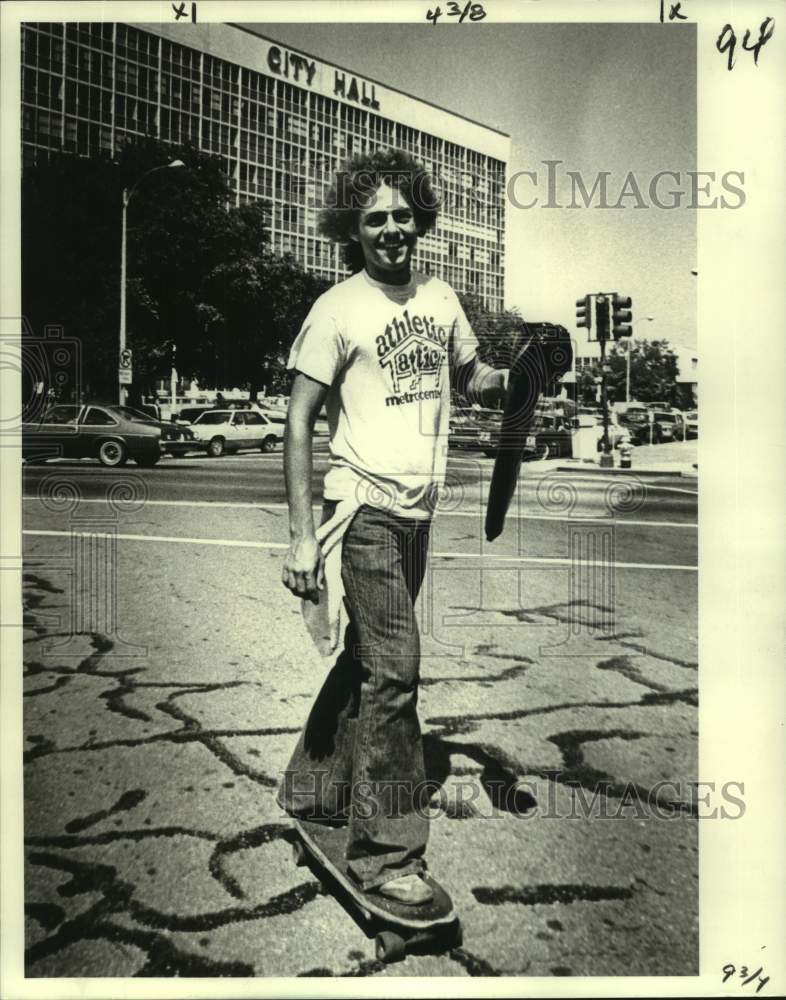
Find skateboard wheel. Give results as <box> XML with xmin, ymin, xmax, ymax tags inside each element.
<box><xmin>292</xmin><ymin>841</ymin><xmax>306</xmax><ymax>867</ymax></box>
<box><xmin>375</xmin><ymin>930</ymin><xmax>406</xmax><ymax>963</ymax></box>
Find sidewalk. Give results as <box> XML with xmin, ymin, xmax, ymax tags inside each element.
<box><xmin>556</xmin><ymin>440</ymin><xmax>698</xmax><ymax>479</ymax></box>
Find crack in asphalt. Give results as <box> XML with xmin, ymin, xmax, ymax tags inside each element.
<box><xmin>425</xmin><ymin>687</ymin><xmax>699</xmax><ymax>734</ymax></box>
<box><xmin>26</xmin><ymin>821</ymin><xmax>293</xmax><ymax>904</ymax></box>
<box><xmin>424</xmin><ymin>735</ymin><xmax>537</xmax><ymax>817</ymax></box>
<box><xmin>207</xmin><ymin>823</ymin><xmax>291</xmax><ymax>900</ymax></box>
<box><xmin>24</xmin><ymin>574</ymin><xmax>65</xmax><ymax>595</ymax></box>
<box><xmin>25</xmin><ymin>849</ymin><xmax>324</xmax><ymax>976</ymax></box>
<box><xmin>473</xmin><ymin>883</ymin><xmax>635</xmax><ymax>905</ymax></box>
<box><xmin>596</xmin><ymin>655</ymin><xmax>672</xmax><ymax>692</ymax></box>
<box><xmin>454</xmin><ymin>600</ymin><xmax>696</xmax><ymax>671</ymax></box>
<box><xmin>615</xmin><ymin>639</ymin><xmax>697</xmax><ymax>670</ymax></box>
<box><xmin>450</xmin><ymin>946</ymin><xmax>511</xmax><ymax>975</ymax></box>
<box><xmin>540</xmin><ymin>728</ymin><xmax>697</xmax><ymax>815</ymax></box>
<box><xmin>23</xmin><ymin>575</ymin><xmax>66</xmax><ymax>636</ymax></box>
<box><xmin>421</xmin><ymin>659</ymin><xmax>531</xmax><ymax>688</ymax></box>
<box><xmin>25</xmin><ymin>901</ymin><xmax>66</xmax><ymax>932</ymax></box>
<box><xmin>155</xmin><ymin>696</ymin><xmax>284</xmax><ymax>789</ymax></box>
<box><xmin>24</xmin><ymin>724</ymin><xmax>302</xmax><ymax>763</ymax></box>
<box><xmin>297</xmin><ymin>946</ymin><xmax>511</xmax><ymax>977</ymax></box>
<box><xmin>26</xmin><ymin>827</ymin><xmax>220</xmax><ymax>849</ymax></box>
<box><xmin>425</xmin><ymin>709</ymin><xmax>698</xmax><ymax>817</ymax></box>
<box><xmin>298</xmin><ymin>957</ymin><xmax>385</xmax><ymax>976</ymax></box>
<box><xmin>23</xmin><ymin>671</ymin><xmax>74</xmax><ymax>698</ymax></box>
<box><xmin>63</xmin><ymin>790</ymin><xmax>148</xmax><ymax>834</ymax></box>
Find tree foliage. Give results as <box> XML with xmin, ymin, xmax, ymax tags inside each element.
<box><xmin>575</xmin><ymin>339</ymin><xmax>682</xmax><ymax>406</ymax></box>
<box><xmin>22</xmin><ymin>138</ymin><xmax>329</xmax><ymax>401</ymax></box>
<box><xmin>457</xmin><ymin>292</ymin><xmax>528</xmax><ymax>367</ymax></box>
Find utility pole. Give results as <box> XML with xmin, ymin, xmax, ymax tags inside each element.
<box><xmin>595</xmin><ymin>294</ymin><xmax>613</xmax><ymax>468</ymax></box>
<box><xmin>119</xmin><ymin>159</ymin><xmax>185</xmax><ymax>406</ymax></box>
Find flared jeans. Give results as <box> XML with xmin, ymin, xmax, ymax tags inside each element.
<box><xmin>277</xmin><ymin>503</ymin><xmax>431</xmax><ymax>891</ymax></box>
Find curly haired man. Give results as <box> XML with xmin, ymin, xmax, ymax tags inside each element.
<box><xmin>277</xmin><ymin>149</ymin><xmax>509</xmax><ymax>905</ymax></box>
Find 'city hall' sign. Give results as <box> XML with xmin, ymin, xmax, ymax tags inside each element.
<box><xmin>266</xmin><ymin>45</ymin><xmax>381</xmax><ymax>111</ymax></box>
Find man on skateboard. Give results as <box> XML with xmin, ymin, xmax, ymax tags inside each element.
<box><xmin>277</xmin><ymin>148</ymin><xmax>514</xmax><ymax>906</ymax></box>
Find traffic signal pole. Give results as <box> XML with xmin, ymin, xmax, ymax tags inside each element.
<box><xmin>598</xmin><ymin>335</ymin><xmax>613</xmax><ymax>466</ymax></box>
<box><xmin>594</xmin><ymin>293</ymin><xmax>614</xmax><ymax>468</ymax></box>
<box><xmin>576</xmin><ymin>291</ymin><xmax>626</xmax><ymax>469</ymax></box>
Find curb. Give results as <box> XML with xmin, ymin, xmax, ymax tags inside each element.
<box><xmin>556</xmin><ymin>463</ymin><xmax>697</xmax><ymax>479</ymax></box>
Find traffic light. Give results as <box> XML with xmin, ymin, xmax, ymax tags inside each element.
<box><xmin>575</xmin><ymin>295</ymin><xmax>592</xmax><ymax>331</ymax></box>
<box><xmin>594</xmin><ymin>294</ymin><xmax>610</xmax><ymax>341</ymax></box>
<box><xmin>612</xmin><ymin>294</ymin><xmax>633</xmax><ymax>339</ymax></box>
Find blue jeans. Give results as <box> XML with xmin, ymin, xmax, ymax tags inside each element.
<box><xmin>277</xmin><ymin>503</ymin><xmax>431</xmax><ymax>891</ymax></box>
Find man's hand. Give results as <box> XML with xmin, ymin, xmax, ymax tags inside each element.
<box><xmin>282</xmin><ymin>372</ymin><xmax>330</xmax><ymax>604</ymax></box>
<box><xmin>282</xmin><ymin>533</ymin><xmax>325</xmax><ymax>604</ymax></box>
<box><xmin>456</xmin><ymin>358</ymin><xmax>508</xmax><ymax>409</ymax></box>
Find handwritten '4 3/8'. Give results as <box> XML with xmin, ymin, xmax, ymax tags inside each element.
<box><xmin>427</xmin><ymin>3</ymin><xmax>486</xmax><ymax>24</ymax></box>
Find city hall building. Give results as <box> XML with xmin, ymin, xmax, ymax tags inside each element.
<box><xmin>21</xmin><ymin>21</ymin><xmax>510</xmax><ymax>310</ymax></box>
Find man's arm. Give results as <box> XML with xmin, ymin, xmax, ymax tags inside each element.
<box><xmin>281</xmin><ymin>372</ymin><xmax>329</xmax><ymax>604</ymax></box>
<box><xmin>454</xmin><ymin>356</ymin><xmax>508</xmax><ymax>409</ymax></box>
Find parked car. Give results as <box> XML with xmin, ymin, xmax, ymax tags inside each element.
<box><xmin>161</xmin><ymin>423</ymin><xmax>196</xmax><ymax>456</ymax></box>
<box><xmin>258</xmin><ymin>395</ymin><xmax>290</xmax><ymax>410</ymax></box>
<box><xmin>650</xmin><ymin>409</ymin><xmax>686</xmax><ymax>442</ymax></box>
<box><xmin>449</xmin><ymin>406</ymin><xmax>486</xmax><ymax>451</ymax></box>
<box><xmin>21</xmin><ymin>403</ymin><xmax>187</xmax><ymax>467</ymax></box>
<box><xmin>175</xmin><ymin>405</ymin><xmax>216</xmax><ymax>426</ymax></box>
<box><xmin>617</xmin><ymin>405</ymin><xmax>686</xmax><ymax>444</ymax></box>
<box><xmin>453</xmin><ymin>406</ymin><xmax>572</xmax><ymax>460</ymax></box>
<box><xmin>616</xmin><ymin>404</ymin><xmax>655</xmax><ymax>445</ymax></box>
<box><xmin>522</xmin><ymin>411</ymin><xmax>573</xmax><ymax>460</ymax></box>
<box><xmin>188</xmin><ymin>409</ymin><xmax>283</xmax><ymax>456</ymax></box>
<box><xmin>684</xmin><ymin>409</ymin><xmax>698</xmax><ymax>438</ymax></box>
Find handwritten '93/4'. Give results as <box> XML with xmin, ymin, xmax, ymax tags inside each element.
<box><xmin>722</xmin><ymin>963</ymin><xmax>770</xmax><ymax>994</ymax></box>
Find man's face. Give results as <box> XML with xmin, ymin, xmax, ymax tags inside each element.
<box><xmin>352</xmin><ymin>181</ymin><xmax>418</xmax><ymax>279</ymax></box>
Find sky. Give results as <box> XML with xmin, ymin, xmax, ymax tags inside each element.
<box><xmin>239</xmin><ymin>21</ymin><xmax>697</xmax><ymax>354</ymax></box>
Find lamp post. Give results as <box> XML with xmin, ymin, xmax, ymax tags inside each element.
<box><xmin>119</xmin><ymin>159</ymin><xmax>185</xmax><ymax>405</ymax></box>
<box><xmin>625</xmin><ymin>316</ymin><xmax>654</xmax><ymax>402</ymax></box>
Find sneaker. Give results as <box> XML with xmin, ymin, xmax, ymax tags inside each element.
<box><xmin>377</xmin><ymin>873</ymin><xmax>434</xmax><ymax>906</ymax></box>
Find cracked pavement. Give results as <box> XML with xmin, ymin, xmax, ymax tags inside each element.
<box><xmin>20</xmin><ymin>465</ymin><xmax>698</xmax><ymax>979</ymax></box>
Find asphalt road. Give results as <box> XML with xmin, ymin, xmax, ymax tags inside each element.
<box><xmin>21</xmin><ymin>449</ymin><xmax>698</xmax><ymax>979</ymax></box>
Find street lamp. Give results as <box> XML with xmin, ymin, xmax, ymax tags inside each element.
<box><xmin>625</xmin><ymin>316</ymin><xmax>654</xmax><ymax>402</ymax></box>
<box><xmin>119</xmin><ymin>159</ymin><xmax>185</xmax><ymax>404</ymax></box>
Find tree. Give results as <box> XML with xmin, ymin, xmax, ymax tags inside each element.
<box><xmin>457</xmin><ymin>292</ymin><xmax>528</xmax><ymax>369</ymax></box>
<box><xmin>22</xmin><ymin>140</ymin><xmax>236</xmax><ymax>399</ymax></box>
<box><xmin>573</xmin><ymin>339</ymin><xmax>681</xmax><ymax>408</ymax></box>
<box><xmin>577</xmin><ymin>368</ymin><xmax>601</xmax><ymax>406</ymax></box>
<box><xmin>22</xmin><ymin>138</ymin><xmax>330</xmax><ymax>402</ymax></box>
<box><xmin>605</xmin><ymin>339</ymin><xmax>681</xmax><ymax>405</ymax></box>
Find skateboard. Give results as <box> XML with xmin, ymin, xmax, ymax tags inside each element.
<box><xmin>485</xmin><ymin>322</ymin><xmax>573</xmax><ymax>541</ymax></box>
<box><xmin>291</xmin><ymin>818</ymin><xmax>461</xmax><ymax>963</ymax></box>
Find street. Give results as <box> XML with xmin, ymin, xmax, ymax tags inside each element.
<box><xmin>22</xmin><ymin>447</ymin><xmax>698</xmax><ymax>978</ymax></box>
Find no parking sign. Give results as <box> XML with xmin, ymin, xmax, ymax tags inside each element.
<box><xmin>119</xmin><ymin>348</ymin><xmax>132</xmax><ymax>385</ymax></box>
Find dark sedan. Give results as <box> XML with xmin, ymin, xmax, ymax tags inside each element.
<box><xmin>453</xmin><ymin>407</ymin><xmax>572</xmax><ymax>460</ymax></box>
<box><xmin>22</xmin><ymin>403</ymin><xmax>191</xmax><ymax>467</ymax></box>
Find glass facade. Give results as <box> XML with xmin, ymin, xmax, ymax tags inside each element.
<box><xmin>21</xmin><ymin>22</ymin><xmax>508</xmax><ymax>311</ymax></box>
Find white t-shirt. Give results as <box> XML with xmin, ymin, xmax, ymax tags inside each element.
<box><xmin>288</xmin><ymin>269</ymin><xmax>478</xmax><ymax>519</ymax></box>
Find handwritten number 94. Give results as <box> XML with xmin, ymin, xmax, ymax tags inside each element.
<box><xmin>716</xmin><ymin>18</ymin><xmax>775</xmax><ymax>70</ymax></box>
